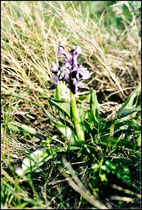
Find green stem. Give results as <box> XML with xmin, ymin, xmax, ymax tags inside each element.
<box><xmin>70</xmin><ymin>91</ymin><xmax>84</xmax><ymax>142</ymax></box>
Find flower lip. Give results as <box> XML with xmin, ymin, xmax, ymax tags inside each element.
<box><xmin>77</xmin><ymin>67</ymin><xmax>90</xmax><ymax>80</ymax></box>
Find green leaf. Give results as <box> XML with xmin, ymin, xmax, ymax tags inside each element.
<box><xmin>120</xmin><ymin>84</ymin><xmax>141</xmax><ymax>109</ymax></box>
<box><xmin>104</xmin><ymin>158</ymin><xmax>132</xmax><ymax>185</ymax></box>
<box><xmin>51</xmin><ymin>82</ymin><xmax>71</xmax><ymax>118</ymax></box>
<box><xmin>90</xmin><ymin>89</ymin><xmax>100</xmax><ymax>124</ymax></box>
<box><xmin>16</xmin><ymin>148</ymin><xmax>57</xmax><ymax>176</ymax></box>
<box><xmin>99</xmin><ymin>173</ymin><xmax>108</xmax><ymax>185</ymax></box>
<box><xmin>4</xmin><ymin>123</ymin><xmax>47</xmax><ymax>140</ymax></box>
<box><xmin>117</xmin><ymin>108</ymin><xmax>141</xmax><ymax>119</ymax></box>
<box><xmin>96</xmin><ymin>135</ymin><xmax>139</xmax><ymax>151</ymax></box>
<box><xmin>42</xmin><ymin>103</ymin><xmax>77</xmax><ymax>145</ymax></box>
<box><xmin>49</xmin><ymin>99</ymin><xmax>70</xmax><ymax>118</ymax></box>
<box><xmin>117</xmin><ymin>85</ymin><xmax>141</xmax><ymax>120</ymax></box>
<box><xmin>78</xmin><ymin>93</ymin><xmax>90</xmax><ymax>101</ymax></box>
<box><xmin>70</xmin><ymin>91</ymin><xmax>85</xmax><ymax>142</ymax></box>
<box><xmin>113</xmin><ymin>117</ymin><xmax>141</xmax><ymax>134</ymax></box>
<box><xmin>78</xmin><ymin>102</ymin><xmax>85</xmax><ymax>123</ymax></box>
<box><xmin>54</xmin><ymin>122</ymin><xmax>78</xmax><ymax>145</ymax></box>
<box><xmin>136</xmin><ymin>135</ymin><xmax>141</xmax><ymax>146</ymax></box>
<box><xmin>83</xmin><ymin>114</ymin><xmax>96</xmax><ymax>133</ymax></box>
<box><xmin>54</xmin><ymin>82</ymin><xmax>60</xmax><ymax>100</ymax></box>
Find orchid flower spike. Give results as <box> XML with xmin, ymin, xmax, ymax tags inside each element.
<box><xmin>49</xmin><ymin>46</ymin><xmax>90</xmax><ymax>94</ymax></box>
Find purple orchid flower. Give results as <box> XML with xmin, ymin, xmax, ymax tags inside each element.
<box><xmin>48</xmin><ymin>46</ymin><xmax>90</xmax><ymax>94</ymax></box>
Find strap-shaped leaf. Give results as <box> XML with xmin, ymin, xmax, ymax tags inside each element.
<box><xmin>42</xmin><ymin>105</ymin><xmax>77</xmax><ymax>145</ymax></box>
<box><xmin>106</xmin><ymin>85</ymin><xmax>141</xmax><ymax>122</ymax></box>
<box><xmin>16</xmin><ymin>145</ymin><xmax>81</xmax><ymax>177</ymax></box>
<box><xmin>78</xmin><ymin>102</ymin><xmax>85</xmax><ymax>123</ymax></box>
<box><xmin>117</xmin><ymin>85</ymin><xmax>141</xmax><ymax>119</ymax></box>
<box><xmin>54</xmin><ymin>81</ymin><xmax>60</xmax><ymax>100</ymax></box>
<box><xmin>96</xmin><ymin>136</ymin><xmax>139</xmax><ymax>151</ymax></box>
<box><xmin>49</xmin><ymin>98</ymin><xmax>70</xmax><ymax>117</ymax></box>
<box><xmin>16</xmin><ymin>148</ymin><xmax>57</xmax><ymax>176</ymax></box>
<box><xmin>3</xmin><ymin>123</ymin><xmax>47</xmax><ymax>140</ymax></box>
<box><xmin>90</xmin><ymin>89</ymin><xmax>100</xmax><ymax>124</ymax></box>
<box><xmin>54</xmin><ymin>122</ymin><xmax>78</xmax><ymax>145</ymax></box>
<box><xmin>117</xmin><ymin>108</ymin><xmax>141</xmax><ymax>119</ymax></box>
<box><xmin>120</xmin><ymin>84</ymin><xmax>141</xmax><ymax>110</ymax></box>
<box><xmin>52</xmin><ymin>82</ymin><xmax>70</xmax><ymax>118</ymax></box>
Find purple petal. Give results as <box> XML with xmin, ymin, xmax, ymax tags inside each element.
<box><xmin>62</xmin><ymin>58</ymin><xmax>67</xmax><ymax>63</ymax></box>
<box><xmin>64</xmin><ymin>74</ymin><xmax>69</xmax><ymax>81</ymax></box>
<box><xmin>70</xmin><ymin>46</ymin><xmax>82</xmax><ymax>68</ymax></box>
<box><xmin>62</xmin><ymin>62</ymin><xmax>72</xmax><ymax>70</ymax></box>
<box><xmin>62</xmin><ymin>57</ymin><xmax>72</xmax><ymax>64</ymax></box>
<box><xmin>60</xmin><ymin>66</ymin><xmax>70</xmax><ymax>75</ymax></box>
<box><xmin>49</xmin><ymin>45</ymin><xmax>90</xmax><ymax>94</ymax></box>
<box><xmin>58</xmin><ymin>45</ymin><xmax>65</xmax><ymax>55</ymax></box>
<box><xmin>77</xmin><ymin>67</ymin><xmax>90</xmax><ymax>80</ymax></box>
<box><xmin>58</xmin><ymin>45</ymin><xmax>71</xmax><ymax>63</ymax></box>
<box><xmin>72</xmin><ymin>57</ymin><xmax>78</xmax><ymax>68</ymax></box>
<box><xmin>73</xmin><ymin>46</ymin><xmax>82</xmax><ymax>55</ymax></box>
<box><xmin>51</xmin><ymin>63</ymin><xmax>58</xmax><ymax>72</ymax></box>
<box><xmin>59</xmin><ymin>67</ymin><xmax>70</xmax><ymax>81</ymax></box>
<box><xmin>48</xmin><ymin>75</ymin><xmax>59</xmax><ymax>89</ymax></box>
<box><xmin>59</xmin><ymin>72</ymin><xmax>65</xmax><ymax>80</ymax></box>
<box><xmin>76</xmin><ymin>81</ymin><xmax>86</xmax><ymax>88</ymax></box>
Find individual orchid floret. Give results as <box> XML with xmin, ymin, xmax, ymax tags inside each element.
<box><xmin>77</xmin><ymin>66</ymin><xmax>90</xmax><ymax>80</ymax></box>
<box><xmin>59</xmin><ymin>68</ymin><xmax>70</xmax><ymax>81</ymax></box>
<box><xmin>51</xmin><ymin>63</ymin><xmax>58</xmax><ymax>72</ymax></box>
<box><xmin>70</xmin><ymin>46</ymin><xmax>82</xmax><ymax>68</ymax></box>
<box><xmin>58</xmin><ymin>45</ymin><xmax>65</xmax><ymax>55</ymax></box>
<box><xmin>58</xmin><ymin>45</ymin><xmax>70</xmax><ymax>62</ymax></box>
<box><xmin>72</xmin><ymin>46</ymin><xmax>82</xmax><ymax>56</ymax></box>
